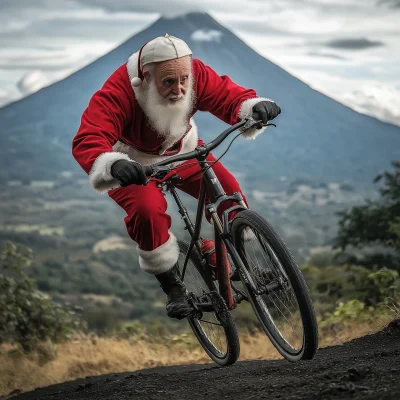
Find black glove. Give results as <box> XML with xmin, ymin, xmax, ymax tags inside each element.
<box><xmin>252</xmin><ymin>100</ymin><xmax>281</xmax><ymax>124</ymax></box>
<box><xmin>111</xmin><ymin>159</ymin><xmax>147</xmax><ymax>187</ymax></box>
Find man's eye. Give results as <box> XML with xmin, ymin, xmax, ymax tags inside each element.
<box><xmin>164</xmin><ymin>80</ymin><xmax>173</xmax><ymax>87</ymax></box>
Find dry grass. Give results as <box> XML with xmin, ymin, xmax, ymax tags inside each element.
<box><xmin>0</xmin><ymin>317</ymin><xmax>393</xmax><ymax>397</ymax></box>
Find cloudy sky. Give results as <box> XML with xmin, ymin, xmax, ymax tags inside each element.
<box><xmin>1</xmin><ymin>0</ymin><xmax>400</xmax><ymax>126</ymax></box>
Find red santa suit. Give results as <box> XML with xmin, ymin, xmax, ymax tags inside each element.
<box><xmin>72</xmin><ymin>49</ymin><xmax>270</xmax><ymax>274</ymax></box>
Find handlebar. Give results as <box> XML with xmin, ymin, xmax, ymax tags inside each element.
<box><xmin>142</xmin><ymin>116</ymin><xmax>268</xmax><ymax>177</ymax></box>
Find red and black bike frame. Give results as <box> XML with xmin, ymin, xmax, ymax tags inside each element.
<box><xmin>148</xmin><ymin>118</ymin><xmax>268</xmax><ymax>310</ymax></box>
<box><xmin>165</xmin><ymin>153</ymin><xmax>247</xmax><ymax>310</ymax></box>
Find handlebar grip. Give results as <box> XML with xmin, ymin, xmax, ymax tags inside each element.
<box><xmin>143</xmin><ymin>165</ymin><xmax>153</xmax><ymax>176</ymax></box>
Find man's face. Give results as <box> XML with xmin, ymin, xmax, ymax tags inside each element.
<box><xmin>152</xmin><ymin>56</ymin><xmax>191</xmax><ymax>102</ymax></box>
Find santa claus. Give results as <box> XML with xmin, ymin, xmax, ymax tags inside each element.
<box><xmin>72</xmin><ymin>34</ymin><xmax>281</xmax><ymax>319</ymax></box>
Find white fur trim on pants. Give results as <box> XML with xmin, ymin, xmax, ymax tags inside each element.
<box><xmin>137</xmin><ymin>232</ymin><xmax>179</xmax><ymax>275</ymax></box>
<box><xmin>238</xmin><ymin>97</ymin><xmax>274</xmax><ymax>140</ymax></box>
<box><xmin>89</xmin><ymin>151</ymin><xmax>131</xmax><ymax>193</ymax></box>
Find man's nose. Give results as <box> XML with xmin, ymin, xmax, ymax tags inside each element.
<box><xmin>172</xmin><ymin>82</ymin><xmax>183</xmax><ymax>95</ymax></box>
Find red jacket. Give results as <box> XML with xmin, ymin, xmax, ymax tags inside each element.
<box><xmin>72</xmin><ymin>57</ymin><xmax>266</xmax><ymax>193</ymax></box>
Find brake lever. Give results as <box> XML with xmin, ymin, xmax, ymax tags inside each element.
<box><xmin>145</xmin><ymin>165</ymin><xmax>172</xmax><ymax>185</ymax></box>
<box><xmin>242</xmin><ymin>117</ymin><xmax>276</xmax><ymax>131</ymax></box>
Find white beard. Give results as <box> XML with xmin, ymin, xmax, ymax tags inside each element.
<box><xmin>134</xmin><ymin>75</ymin><xmax>195</xmax><ymax>151</ymax></box>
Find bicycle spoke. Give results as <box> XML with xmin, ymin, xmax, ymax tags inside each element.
<box><xmin>266</xmin><ymin>291</ymin><xmax>302</xmax><ymax>344</ymax></box>
<box><xmin>240</xmin><ymin>226</ymin><xmax>304</xmax><ymax>351</ymax></box>
<box><xmin>199</xmin><ymin>319</ymin><xmax>223</xmax><ymax>326</ymax></box>
<box><xmin>177</xmin><ymin>254</ymin><xmax>228</xmax><ymax>355</ymax></box>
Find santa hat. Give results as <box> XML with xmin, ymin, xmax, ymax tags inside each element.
<box><xmin>130</xmin><ymin>34</ymin><xmax>193</xmax><ymax>87</ymax></box>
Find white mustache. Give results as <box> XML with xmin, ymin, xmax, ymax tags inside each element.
<box><xmin>169</xmin><ymin>93</ymin><xmax>184</xmax><ymax>100</ymax></box>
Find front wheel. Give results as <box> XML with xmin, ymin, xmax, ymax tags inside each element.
<box><xmin>177</xmin><ymin>240</ymin><xmax>240</xmax><ymax>366</ymax></box>
<box><xmin>230</xmin><ymin>210</ymin><xmax>318</xmax><ymax>361</ymax></box>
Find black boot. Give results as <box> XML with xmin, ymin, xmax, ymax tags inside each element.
<box><xmin>155</xmin><ymin>264</ymin><xmax>192</xmax><ymax>320</ymax></box>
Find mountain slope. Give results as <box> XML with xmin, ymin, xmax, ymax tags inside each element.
<box><xmin>0</xmin><ymin>12</ymin><xmax>399</xmax><ymax>188</ymax></box>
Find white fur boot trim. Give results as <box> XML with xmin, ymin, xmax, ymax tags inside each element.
<box><xmin>238</xmin><ymin>97</ymin><xmax>274</xmax><ymax>140</ymax></box>
<box><xmin>137</xmin><ymin>232</ymin><xmax>179</xmax><ymax>275</ymax></box>
<box><xmin>89</xmin><ymin>152</ymin><xmax>131</xmax><ymax>193</ymax></box>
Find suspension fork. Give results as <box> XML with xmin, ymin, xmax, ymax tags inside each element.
<box><xmin>202</xmin><ymin>158</ymin><xmax>263</xmax><ymax>307</ymax></box>
<box><xmin>210</xmin><ymin>200</ymin><xmax>263</xmax><ymax>297</ymax></box>
<box><xmin>214</xmin><ymin>222</ymin><xmax>236</xmax><ymax>310</ymax></box>
<box><xmin>198</xmin><ymin>160</ymin><xmax>237</xmax><ymax>310</ymax></box>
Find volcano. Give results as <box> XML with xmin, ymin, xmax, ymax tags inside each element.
<box><xmin>0</xmin><ymin>12</ymin><xmax>399</xmax><ymax>190</ymax></box>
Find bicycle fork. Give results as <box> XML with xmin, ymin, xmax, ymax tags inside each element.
<box><xmin>208</xmin><ymin>204</ymin><xmax>262</xmax><ymax>307</ymax></box>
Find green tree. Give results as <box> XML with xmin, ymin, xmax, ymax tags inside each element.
<box><xmin>335</xmin><ymin>161</ymin><xmax>400</xmax><ymax>270</ymax></box>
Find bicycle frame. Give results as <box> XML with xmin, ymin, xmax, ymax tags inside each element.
<box><xmin>144</xmin><ymin>118</ymin><xmax>270</xmax><ymax>311</ymax></box>
<box><xmin>163</xmin><ymin>151</ymin><xmax>260</xmax><ymax>310</ymax></box>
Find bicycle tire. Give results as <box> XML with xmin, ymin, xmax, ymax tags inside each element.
<box><xmin>177</xmin><ymin>240</ymin><xmax>240</xmax><ymax>366</ymax></box>
<box><xmin>230</xmin><ymin>210</ymin><xmax>318</xmax><ymax>361</ymax></box>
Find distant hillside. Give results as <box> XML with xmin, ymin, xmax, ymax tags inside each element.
<box><xmin>0</xmin><ymin>12</ymin><xmax>399</xmax><ymax>189</ymax></box>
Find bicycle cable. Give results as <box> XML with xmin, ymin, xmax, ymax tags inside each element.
<box><xmin>201</xmin><ymin>132</ymin><xmax>243</xmax><ymax>177</ymax></box>
<box><xmin>199</xmin><ymin>121</ymin><xmax>276</xmax><ymax>177</ymax></box>
<box><xmin>158</xmin><ymin>131</ymin><xmax>243</xmax><ymax>180</ymax></box>
<box><xmin>151</xmin><ymin>124</ymin><xmax>270</xmax><ymax>181</ymax></box>
<box><xmin>162</xmin><ymin>132</ymin><xmax>242</xmax><ymax>179</ymax></box>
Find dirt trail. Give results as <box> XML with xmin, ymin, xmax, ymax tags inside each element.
<box><xmin>8</xmin><ymin>320</ymin><xmax>400</xmax><ymax>400</ymax></box>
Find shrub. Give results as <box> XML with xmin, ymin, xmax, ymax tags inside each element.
<box><xmin>113</xmin><ymin>321</ymin><xmax>145</xmax><ymax>340</ymax></box>
<box><xmin>321</xmin><ymin>299</ymin><xmax>375</xmax><ymax>328</ymax></box>
<box><xmin>367</xmin><ymin>268</ymin><xmax>400</xmax><ymax>304</ymax></box>
<box><xmin>0</xmin><ymin>242</ymin><xmax>81</xmax><ymax>351</ymax></box>
<box><xmin>301</xmin><ymin>264</ymin><xmax>400</xmax><ymax>309</ymax></box>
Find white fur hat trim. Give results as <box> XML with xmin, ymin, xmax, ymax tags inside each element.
<box><xmin>130</xmin><ymin>34</ymin><xmax>192</xmax><ymax>87</ymax></box>
<box><xmin>130</xmin><ymin>77</ymin><xmax>143</xmax><ymax>87</ymax></box>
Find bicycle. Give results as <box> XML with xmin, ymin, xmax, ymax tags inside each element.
<box><xmin>141</xmin><ymin>116</ymin><xmax>318</xmax><ymax>366</ymax></box>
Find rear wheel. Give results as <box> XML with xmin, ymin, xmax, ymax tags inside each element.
<box><xmin>230</xmin><ymin>210</ymin><xmax>318</xmax><ymax>361</ymax></box>
<box><xmin>177</xmin><ymin>240</ymin><xmax>240</xmax><ymax>366</ymax></box>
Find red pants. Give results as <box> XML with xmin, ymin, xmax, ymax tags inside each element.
<box><xmin>108</xmin><ymin>153</ymin><xmax>247</xmax><ymax>274</ymax></box>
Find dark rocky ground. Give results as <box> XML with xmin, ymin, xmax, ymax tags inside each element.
<box><xmin>8</xmin><ymin>320</ymin><xmax>400</xmax><ymax>400</ymax></box>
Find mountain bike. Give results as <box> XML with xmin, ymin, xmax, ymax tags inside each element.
<box><xmin>142</xmin><ymin>117</ymin><xmax>318</xmax><ymax>366</ymax></box>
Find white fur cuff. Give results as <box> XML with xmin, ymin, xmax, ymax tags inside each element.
<box><xmin>137</xmin><ymin>232</ymin><xmax>179</xmax><ymax>275</ymax></box>
<box><xmin>238</xmin><ymin>97</ymin><xmax>273</xmax><ymax>140</ymax></box>
<box><xmin>89</xmin><ymin>151</ymin><xmax>131</xmax><ymax>193</ymax></box>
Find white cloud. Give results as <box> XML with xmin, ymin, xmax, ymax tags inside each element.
<box><xmin>280</xmin><ymin>68</ymin><xmax>400</xmax><ymax>125</ymax></box>
<box><xmin>0</xmin><ymin>1</ymin><xmax>399</xmax><ymax>126</ymax></box>
<box><xmin>0</xmin><ymin>88</ymin><xmax>12</xmax><ymax>107</ymax></box>
<box><xmin>73</xmin><ymin>0</ymin><xmax>254</xmax><ymax>16</ymax></box>
<box><xmin>341</xmin><ymin>84</ymin><xmax>400</xmax><ymax>126</ymax></box>
<box><xmin>0</xmin><ymin>6</ymin><xmax>158</xmax><ymax>99</ymax></box>
<box><xmin>17</xmin><ymin>70</ymin><xmax>48</xmax><ymax>94</ymax></box>
<box><xmin>191</xmin><ymin>29</ymin><xmax>223</xmax><ymax>42</ymax></box>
